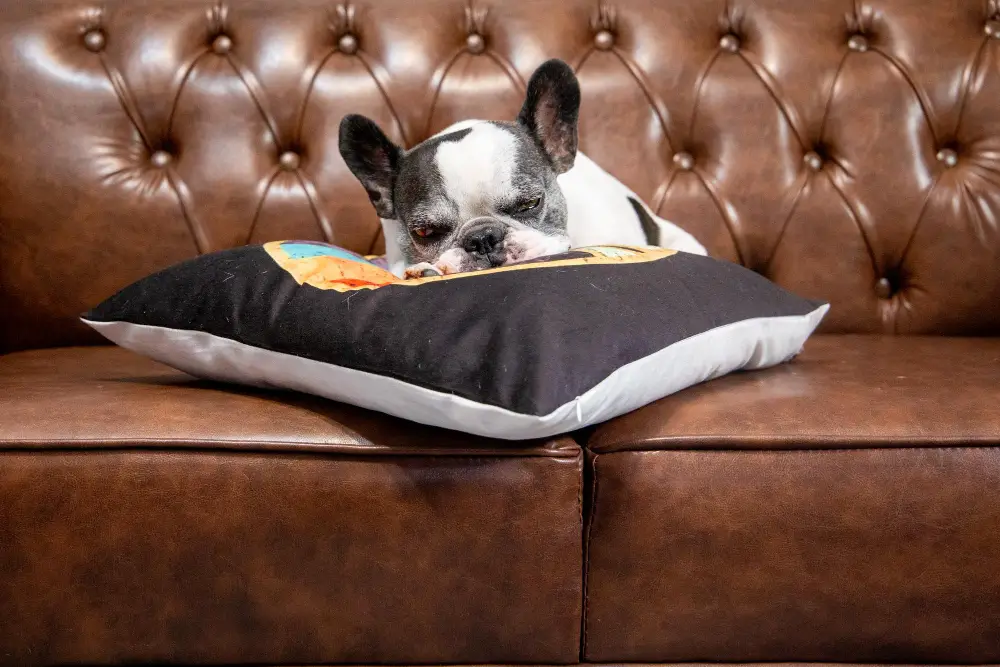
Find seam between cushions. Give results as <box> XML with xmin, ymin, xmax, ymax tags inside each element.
<box><xmin>586</xmin><ymin>444</ymin><xmax>1000</xmax><ymax>456</ymax></box>
<box><xmin>587</xmin><ymin>434</ymin><xmax>1000</xmax><ymax>454</ymax></box>
<box><xmin>576</xmin><ymin>448</ymin><xmax>585</xmax><ymax>660</ymax></box>
<box><xmin>582</xmin><ymin>452</ymin><xmax>601</xmax><ymax>659</ymax></box>
<box><xmin>0</xmin><ymin>440</ymin><xmax>579</xmax><ymax>459</ymax></box>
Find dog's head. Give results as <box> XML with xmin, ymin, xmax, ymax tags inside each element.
<box><xmin>339</xmin><ymin>59</ymin><xmax>581</xmax><ymax>277</ymax></box>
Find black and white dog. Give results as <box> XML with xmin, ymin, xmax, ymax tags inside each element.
<box><xmin>339</xmin><ymin>59</ymin><xmax>706</xmax><ymax>278</ymax></box>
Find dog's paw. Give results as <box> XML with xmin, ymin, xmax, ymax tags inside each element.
<box><xmin>404</xmin><ymin>262</ymin><xmax>444</xmax><ymax>280</ymax></box>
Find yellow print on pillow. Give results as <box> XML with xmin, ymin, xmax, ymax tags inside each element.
<box><xmin>264</xmin><ymin>241</ymin><xmax>678</xmax><ymax>292</ymax></box>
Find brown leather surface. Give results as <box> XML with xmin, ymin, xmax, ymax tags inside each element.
<box><xmin>590</xmin><ymin>334</ymin><xmax>1000</xmax><ymax>452</ymax></box>
<box><xmin>0</xmin><ymin>443</ymin><xmax>582</xmax><ymax>665</ymax></box>
<box><xmin>0</xmin><ymin>345</ymin><xmax>577</xmax><ymax>457</ymax></box>
<box><xmin>2</xmin><ymin>0</ymin><xmax>999</xmax><ymax>352</ymax></box>
<box><xmin>584</xmin><ymin>446</ymin><xmax>1000</xmax><ymax>663</ymax></box>
<box><xmin>1</xmin><ymin>0</ymin><xmax>999</xmax><ymax>662</ymax></box>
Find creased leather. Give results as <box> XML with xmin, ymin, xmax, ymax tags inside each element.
<box><xmin>1</xmin><ymin>0</ymin><xmax>999</xmax><ymax>352</ymax></box>
<box><xmin>0</xmin><ymin>347</ymin><xmax>584</xmax><ymax>666</ymax></box>
<box><xmin>0</xmin><ymin>346</ymin><xmax>580</xmax><ymax>457</ymax></box>
<box><xmin>585</xmin><ymin>446</ymin><xmax>1000</xmax><ymax>663</ymax></box>
<box><xmin>589</xmin><ymin>335</ymin><xmax>1000</xmax><ymax>452</ymax></box>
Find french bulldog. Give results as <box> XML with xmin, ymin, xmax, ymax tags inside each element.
<box><xmin>338</xmin><ymin>58</ymin><xmax>706</xmax><ymax>278</ymax></box>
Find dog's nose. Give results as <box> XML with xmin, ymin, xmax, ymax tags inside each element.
<box><xmin>462</xmin><ymin>222</ymin><xmax>507</xmax><ymax>258</ymax></box>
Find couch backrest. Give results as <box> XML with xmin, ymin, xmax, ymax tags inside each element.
<box><xmin>1</xmin><ymin>0</ymin><xmax>998</xmax><ymax>351</ymax></box>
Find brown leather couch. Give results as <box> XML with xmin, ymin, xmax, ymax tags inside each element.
<box><xmin>2</xmin><ymin>0</ymin><xmax>999</xmax><ymax>664</ymax></box>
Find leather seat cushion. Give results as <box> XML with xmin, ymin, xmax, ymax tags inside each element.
<box><xmin>583</xmin><ymin>335</ymin><xmax>1000</xmax><ymax>663</ymax></box>
<box><xmin>0</xmin><ymin>346</ymin><xmax>583</xmax><ymax>665</ymax></box>
<box><xmin>590</xmin><ymin>335</ymin><xmax>1000</xmax><ymax>451</ymax></box>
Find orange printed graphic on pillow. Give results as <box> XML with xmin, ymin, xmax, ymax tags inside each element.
<box><xmin>265</xmin><ymin>240</ymin><xmax>678</xmax><ymax>291</ymax></box>
<box><xmin>264</xmin><ymin>241</ymin><xmax>398</xmax><ymax>292</ymax></box>
<box><xmin>397</xmin><ymin>245</ymin><xmax>679</xmax><ymax>286</ymax></box>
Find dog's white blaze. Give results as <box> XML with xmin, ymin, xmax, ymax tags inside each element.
<box><xmin>434</xmin><ymin>123</ymin><xmax>518</xmax><ymax>220</ymax></box>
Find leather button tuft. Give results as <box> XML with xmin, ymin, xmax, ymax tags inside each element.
<box><xmin>83</xmin><ymin>29</ymin><xmax>106</xmax><ymax>52</ymax></box>
<box><xmin>936</xmin><ymin>148</ymin><xmax>958</xmax><ymax>167</ymax></box>
<box><xmin>466</xmin><ymin>33</ymin><xmax>485</xmax><ymax>54</ymax></box>
<box><xmin>594</xmin><ymin>29</ymin><xmax>614</xmax><ymax>50</ymax></box>
<box><xmin>338</xmin><ymin>33</ymin><xmax>358</xmax><ymax>54</ymax></box>
<box><xmin>150</xmin><ymin>150</ymin><xmax>172</xmax><ymax>168</ymax></box>
<box><xmin>848</xmin><ymin>34</ymin><xmax>869</xmax><ymax>52</ymax></box>
<box><xmin>279</xmin><ymin>151</ymin><xmax>301</xmax><ymax>171</ymax></box>
<box><xmin>673</xmin><ymin>152</ymin><xmax>694</xmax><ymax>171</ymax></box>
<box><xmin>719</xmin><ymin>34</ymin><xmax>740</xmax><ymax>53</ymax></box>
<box><xmin>211</xmin><ymin>34</ymin><xmax>232</xmax><ymax>55</ymax></box>
<box><xmin>803</xmin><ymin>151</ymin><xmax>823</xmax><ymax>172</ymax></box>
<box><xmin>985</xmin><ymin>19</ymin><xmax>1000</xmax><ymax>38</ymax></box>
<box><xmin>875</xmin><ymin>277</ymin><xmax>893</xmax><ymax>299</ymax></box>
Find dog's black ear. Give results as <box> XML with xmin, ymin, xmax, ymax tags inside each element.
<box><xmin>339</xmin><ymin>114</ymin><xmax>403</xmax><ymax>219</ymax></box>
<box><xmin>516</xmin><ymin>59</ymin><xmax>581</xmax><ymax>174</ymax></box>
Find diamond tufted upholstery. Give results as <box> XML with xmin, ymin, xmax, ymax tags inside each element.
<box><xmin>1</xmin><ymin>0</ymin><xmax>999</xmax><ymax>353</ymax></box>
<box><xmin>3</xmin><ymin>1</ymin><xmax>1000</xmax><ymax>665</ymax></box>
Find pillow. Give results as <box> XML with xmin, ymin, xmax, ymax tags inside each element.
<box><xmin>82</xmin><ymin>241</ymin><xmax>828</xmax><ymax>440</ymax></box>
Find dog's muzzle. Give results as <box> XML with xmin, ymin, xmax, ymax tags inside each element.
<box><xmin>460</xmin><ymin>218</ymin><xmax>508</xmax><ymax>267</ymax></box>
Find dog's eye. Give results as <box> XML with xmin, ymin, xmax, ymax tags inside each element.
<box><xmin>412</xmin><ymin>227</ymin><xmax>437</xmax><ymax>239</ymax></box>
<box><xmin>517</xmin><ymin>197</ymin><xmax>541</xmax><ymax>212</ymax></box>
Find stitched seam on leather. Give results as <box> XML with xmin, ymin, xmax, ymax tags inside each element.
<box><xmin>220</xmin><ymin>46</ymin><xmax>341</xmax><ymax>247</ymax></box>
<box><xmin>138</xmin><ymin>46</ymin><xmax>211</xmax><ymax>253</ymax></box>
<box><xmin>737</xmin><ymin>50</ymin><xmax>807</xmax><ymax>149</ymax></box>
<box><xmin>651</xmin><ymin>168</ymin><xmax>679</xmax><ymax>217</ymax></box>
<box><xmin>164</xmin><ymin>167</ymin><xmax>210</xmax><ymax>254</ymax></box>
<box><xmin>0</xmin><ymin>440</ymin><xmax>577</xmax><ymax>458</ymax></box>
<box><xmin>684</xmin><ymin>49</ymin><xmax>721</xmax><ymax>145</ymax></box>
<box><xmin>610</xmin><ymin>47</ymin><xmax>677</xmax><ymax>154</ymax></box>
<box><xmin>243</xmin><ymin>166</ymin><xmax>283</xmax><ymax>244</ymax></box>
<box><xmin>291</xmin><ymin>48</ymin><xmax>402</xmax><ymax>248</ymax></box>
<box><xmin>165</xmin><ymin>48</ymin><xmax>211</xmax><ymax>142</ymax></box>
<box><xmin>575</xmin><ymin>448</ymin><xmax>584</xmax><ymax>661</ymax></box>
<box><xmin>869</xmin><ymin>46</ymin><xmax>941</xmax><ymax>147</ymax></box>
<box><xmin>691</xmin><ymin>167</ymin><xmax>746</xmax><ymax>265</ymax></box>
<box><xmin>571</xmin><ymin>44</ymin><xmax>595</xmax><ymax>73</ymax></box>
<box><xmin>225</xmin><ymin>53</ymin><xmax>283</xmax><ymax>145</ymax></box>
<box><xmin>295</xmin><ymin>170</ymin><xmax>337</xmax><ymax>242</ymax></box>
<box><xmin>484</xmin><ymin>50</ymin><xmax>527</xmax><ymax>92</ymax></box>
<box><xmin>423</xmin><ymin>46</ymin><xmax>468</xmax><ymax>139</ymax></box>
<box><xmin>822</xmin><ymin>169</ymin><xmax>881</xmax><ymax>276</ymax></box>
<box><xmin>356</xmin><ymin>51</ymin><xmax>411</xmax><ymax>146</ymax></box>
<box><xmin>953</xmin><ymin>36</ymin><xmax>991</xmax><ymax>138</ymax></box>
<box><xmin>817</xmin><ymin>51</ymin><xmax>850</xmax><ymax>141</ymax></box>
<box><xmin>762</xmin><ymin>171</ymin><xmax>810</xmax><ymax>272</ymax></box>
<box><xmin>98</xmin><ymin>45</ymin><xmax>210</xmax><ymax>253</ymax></box>
<box><xmin>99</xmin><ymin>55</ymin><xmax>153</xmax><ymax>150</ymax></box>
<box><xmin>589</xmin><ymin>441</ymin><xmax>1000</xmax><ymax>455</ymax></box>
<box><xmin>294</xmin><ymin>46</ymin><xmax>341</xmax><ymax>145</ymax></box>
<box><xmin>581</xmin><ymin>452</ymin><xmax>600</xmax><ymax>659</ymax></box>
<box><xmin>895</xmin><ymin>172</ymin><xmax>944</xmax><ymax>292</ymax></box>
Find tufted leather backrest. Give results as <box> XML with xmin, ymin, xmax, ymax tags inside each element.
<box><xmin>1</xmin><ymin>0</ymin><xmax>998</xmax><ymax>352</ymax></box>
